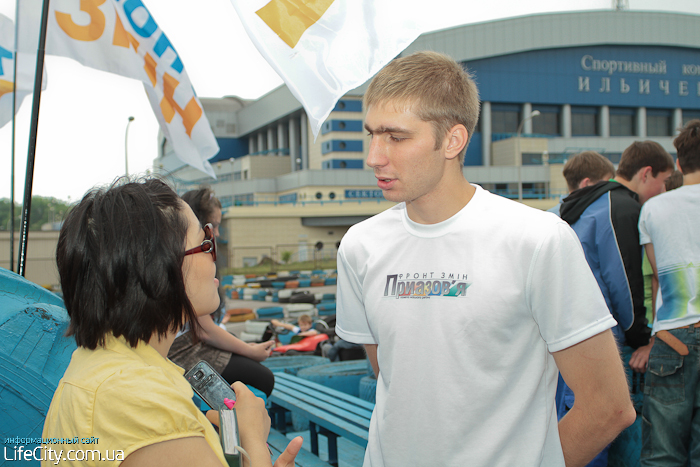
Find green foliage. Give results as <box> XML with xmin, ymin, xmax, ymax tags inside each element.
<box><xmin>281</xmin><ymin>250</ymin><xmax>293</xmax><ymax>264</ymax></box>
<box><xmin>0</xmin><ymin>196</ymin><xmax>73</xmax><ymax>231</ymax></box>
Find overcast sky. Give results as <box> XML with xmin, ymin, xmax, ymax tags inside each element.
<box><xmin>1</xmin><ymin>0</ymin><xmax>699</xmax><ymax>203</ymax></box>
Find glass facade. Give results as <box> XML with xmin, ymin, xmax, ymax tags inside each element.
<box><xmin>571</xmin><ymin>106</ymin><xmax>598</xmax><ymax>136</ymax></box>
<box><xmin>531</xmin><ymin>105</ymin><xmax>560</xmax><ymax>135</ymax></box>
<box><xmin>610</xmin><ymin>108</ymin><xmax>636</xmax><ymax>136</ymax></box>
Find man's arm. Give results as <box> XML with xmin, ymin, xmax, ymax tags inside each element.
<box><xmin>364</xmin><ymin>344</ymin><xmax>379</xmax><ymax>377</ymax></box>
<box><xmin>628</xmin><ymin>243</ymin><xmax>659</xmax><ymax>371</ymax></box>
<box><xmin>553</xmin><ymin>329</ymin><xmax>635</xmax><ymax>467</ymax></box>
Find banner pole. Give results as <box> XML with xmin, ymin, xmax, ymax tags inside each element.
<box><xmin>17</xmin><ymin>0</ymin><xmax>50</xmax><ymax>276</ymax></box>
<box><xmin>9</xmin><ymin>0</ymin><xmax>21</xmax><ymax>273</ymax></box>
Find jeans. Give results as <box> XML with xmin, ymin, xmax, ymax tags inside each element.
<box><xmin>641</xmin><ymin>325</ymin><xmax>700</xmax><ymax>466</ymax></box>
<box><xmin>322</xmin><ymin>339</ymin><xmax>363</xmax><ymax>362</ymax></box>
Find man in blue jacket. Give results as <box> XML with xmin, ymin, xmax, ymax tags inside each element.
<box><xmin>558</xmin><ymin>141</ymin><xmax>674</xmax><ymax>465</ymax></box>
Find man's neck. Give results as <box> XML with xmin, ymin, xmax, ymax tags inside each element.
<box><xmin>406</xmin><ymin>176</ymin><xmax>475</xmax><ymax>225</ymax></box>
<box><xmin>683</xmin><ymin>171</ymin><xmax>700</xmax><ymax>186</ymax></box>
<box><xmin>612</xmin><ymin>175</ymin><xmax>636</xmax><ymax>193</ymax></box>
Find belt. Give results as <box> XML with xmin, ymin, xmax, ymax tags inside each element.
<box><xmin>655</xmin><ymin>322</ymin><xmax>700</xmax><ymax>356</ymax></box>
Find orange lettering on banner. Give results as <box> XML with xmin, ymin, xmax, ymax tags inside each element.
<box><xmin>55</xmin><ymin>0</ymin><xmax>107</xmax><ymax>42</ymax></box>
<box><xmin>143</xmin><ymin>53</ymin><xmax>158</xmax><ymax>87</ymax></box>
<box><xmin>0</xmin><ymin>79</ymin><xmax>14</xmax><ymax>99</ymax></box>
<box><xmin>112</xmin><ymin>13</ymin><xmax>140</xmax><ymax>51</ymax></box>
<box><xmin>159</xmin><ymin>73</ymin><xmax>202</xmax><ymax>137</ymax></box>
<box><xmin>256</xmin><ymin>0</ymin><xmax>334</xmax><ymax>48</ymax></box>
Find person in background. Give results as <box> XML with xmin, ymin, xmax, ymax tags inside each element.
<box><xmin>559</xmin><ymin>141</ymin><xmax>674</xmax><ymax>466</ymax></box>
<box><xmin>548</xmin><ymin>150</ymin><xmax>616</xmax><ymax>215</ymax></box>
<box><xmin>643</xmin><ymin>169</ymin><xmax>682</xmax><ymax>327</ymax></box>
<box><xmin>43</xmin><ymin>178</ymin><xmax>301</xmax><ymax>467</ymax></box>
<box><xmin>552</xmin><ymin>150</ymin><xmax>616</xmax><ymax>419</ymax></box>
<box><xmin>168</xmin><ymin>187</ymin><xmax>275</xmax><ymax>397</ymax></box>
<box><xmin>638</xmin><ymin>119</ymin><xmax>700</xmax><ymax>466</ymax></box>
<box><xmin>664</xmin><ymin>169</ymin><xmax>683</xmax><ymax>192</ymax></box>
<box><xmin>336</xmin><ymin>51</ymin><xmax>634</xmax><ymax>467</ymax></box>
<box><xmin>270</xmin><ymin>315</ymin><xmax>319</xmax><ymax>338</ymax></box>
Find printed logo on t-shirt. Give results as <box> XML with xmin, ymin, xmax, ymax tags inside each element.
<box><xmin>383</xmin><ymin>272</ymin><xmax>471</xmax><ymax>299</ymax></box>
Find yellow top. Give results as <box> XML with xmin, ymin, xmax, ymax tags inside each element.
<box><xmin>42</xmin><ymin>334</ymin><xmax>226</xmax><ymax>466</ymax></box>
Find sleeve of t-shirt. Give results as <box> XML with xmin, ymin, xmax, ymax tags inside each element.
<box><xmin>528</xmin><ymin>220</ymin><xmax>618</xmax><ymax>353</ymax></box>
<box><xmin>638</xmin><ymin>203</ymin><xmax>652</xmax><ymax>245</ymax></box>
<box><xmin>335</xmin><ymin>242</ymin><xmax>376</xmax><ymax>345</ymax></box>
<box><xmin>93</xmin><ymin>366</ymin><xmax>214</xmax><ymax>460</ymax></box>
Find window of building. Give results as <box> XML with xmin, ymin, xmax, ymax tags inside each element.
<box><xmin>682</xmin><ymin>110</ymin><xmax>700</xmax><ymax>127</ymax></box>
<box><xmin>531</xmin><ymin>105</ymin><xmax>560</xmax><ymax>135</ymax></box>
<box><xmin>647</xmin><ymin>109</ymin><xmax>672</xmax><ymax>137</ymax></box>
<box><xmin>609</xmin><ymin>108</ymin><xmax>635</xmax><ymax>136</ymax></box>
<box><xmin>491</xmin><ymin>104</ymin><xmax>520</xmax><ymax>134</ymax></box>
<box><xmin>571</xmin><ymin>106</ymin><xmax>598</xmax><ymax>136</ymax></box>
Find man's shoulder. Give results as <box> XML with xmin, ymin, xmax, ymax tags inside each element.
<box><xmin>344</xmin><ymin>203</ymin><xmax>404</xmax><ymax>238</ymax></box>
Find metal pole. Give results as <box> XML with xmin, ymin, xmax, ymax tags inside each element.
<box><xmin>125</xmin><ymin>116</ymin><xmax>134</xmax><ymax>176</ymax></box>
<box><xmin>17</xmin><ymin>0</ymin><xmax>51</xmax><ymax>276</ymax></box>
<box><xmin>9</xmin><ymin>0</ymin><xmax>21</xmax><ymax>272</ymax></box>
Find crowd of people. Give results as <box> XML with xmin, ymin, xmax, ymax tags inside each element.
<box><xmin>38</xmin><ymin>50</ymin><xmax>698</xmax><ymax>467</ymax></box>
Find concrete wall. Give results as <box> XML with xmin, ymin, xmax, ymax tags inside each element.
<box><xmin>0</xmin><ymin>231</ymin><xmax>61</xmax><ymax>288</ymax></box>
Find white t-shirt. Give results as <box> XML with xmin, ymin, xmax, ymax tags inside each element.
<box><xmin>638</xmin><ymin>183</ymin><xmax>700</xmax><ymax>334</ymax></box>
<box><xmin>336</xmin><ymin>185</ymin><xmax>616</xmax><ymax>467</ymax></box>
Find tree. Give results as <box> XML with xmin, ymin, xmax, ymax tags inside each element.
<box><xmin>0</xmin><ymin>197</ymin><xmax>73</xmax><ymax>231</ymax></box>
<box><xmin>281</xmin><ymin>251</ymin><xmax>293</xmax><ymax>264</ymax></box>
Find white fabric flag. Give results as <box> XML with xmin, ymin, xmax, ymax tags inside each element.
<box><xmin>229</xmin><ymin>0</ymin><xmax>424</xmax><ymax>137</ymax></box>
<box><xmin>17</xmin><ymin>0</ymin><xmax>218</xmax><ymax>177</ymax></box>
<box><xmin>0</xmin><ymin>13</ymin><xmax>47</xmax><ymax>129</ymax></box>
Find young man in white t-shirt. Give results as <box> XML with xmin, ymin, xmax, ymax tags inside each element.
<box><xmin>335</xmin><ymin>51</ymin><xmax>635</xmax><ymax>467</ymax></box>
<box><xmin>638</xmin><ymin>119</ymin><xmax>700</xmax><ymax>466</ymax></box>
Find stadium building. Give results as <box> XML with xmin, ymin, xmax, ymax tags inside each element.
<box><xmin>154</xmin><ymin>9</ymin><xmax>700</xmax><ymax>268</ymax></box>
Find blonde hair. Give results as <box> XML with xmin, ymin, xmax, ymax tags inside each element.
<box><xmin>364</xmin><ymin>51</ymin><xmax>480</xmax><ymax>164</ymax></box>
<box><xmin>298</xmin><ymin>315</ymin><xmax>313</xmax><ymax>326</ymax></box>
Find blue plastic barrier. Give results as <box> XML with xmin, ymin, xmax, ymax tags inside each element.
<box><xmin>0</xmin><ymin>269</ymin><xmax>76</xmax><ymax>464</ymax></box>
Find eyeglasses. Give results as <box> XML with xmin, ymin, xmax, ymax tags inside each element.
<box><xmin>184</xmin><ymin>223</ymin><xmax>217</xmax><ymax>261</ymax></box>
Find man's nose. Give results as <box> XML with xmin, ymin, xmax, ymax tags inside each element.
<box><xmin>366</xmin><ymin>137</ymin><xmax>386</xmax><ymax>169</ymax></box>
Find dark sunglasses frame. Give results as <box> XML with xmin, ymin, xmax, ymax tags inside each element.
<box><xmin>184</xmin><ymin>223</ymin><xmax>217</xmax><ymax>261</ymax></box>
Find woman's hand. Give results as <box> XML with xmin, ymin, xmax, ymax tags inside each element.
<box><xmin>273</xmin><ymin>437</ymin><xmax>303</xmax><ymax>467</ymax></box>
<box><xmin>247</xmin><ymin>340</ymin><xmax>275</xmax><ymax>362</ymax></box>
<box><xmin>232</xmin><ymin>382</ymin><xmax>273</xmax><ymax>466</ymax></box>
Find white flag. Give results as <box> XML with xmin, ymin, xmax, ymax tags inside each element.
<box><xmin>229</xmin><ymin>0</ymin><xmax>424</xmax><ymax>137</ymax></box>
<box><xmin>17</xmin><ymin>0</ymin><xmax>219</xmax><ymax>177</ymax></box>
<box><xmin>0</xmin><ymin>13</ymin><xmax>47</xmax><ymax>129</ymax></box>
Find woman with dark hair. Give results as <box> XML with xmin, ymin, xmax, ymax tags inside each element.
<box><xmin>168</xmin><ymin>187</ymin><xmax>276</xmax><ymax>397</ymax></box>
<box><xmin>43</xmin><ymin>178</ymin><xmax>300</xmax><ymax>467</ymax></box>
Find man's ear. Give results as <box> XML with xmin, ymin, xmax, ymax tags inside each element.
<box><xmin>444</xmin><ymin>124</ymin><xmax>468</xmax><ymax>161</ymax></box>
<box><xmin>578</xmin><ymin>177</ymin><xmax>592</xmax><ymax>189</ymax></box>
<box><xmin>636</xmin><ymin>166</ymin><xmax>653</xmax><ymax>182</ymax></box>
<box><xmin>677</xmin><ymin>158</ymin><xmax>683</xmax><ymax>174</ymax></box>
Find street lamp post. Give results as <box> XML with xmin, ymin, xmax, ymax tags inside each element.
<box><xmin>516</xmin><ymin>110</ymin><xmax>541</xmax><ymax>202</ymax></box>
<box><xmin>125</xmin><ymin>116</ymin><xmax>135</xmax><ymax>177</ymax></box>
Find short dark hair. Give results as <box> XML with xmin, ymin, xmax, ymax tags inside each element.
<box><xmin>56</xmin><ymin>178</ymin><xmax>199</xmax><ymax>349</ymax></box>
<box><xmin>181</xmin><ymin>186</ymin><xmax>222</xmax><ymax>226</ymax></box>
<box><xmin>616</xmin><ymin>141</ymin><xmax>674</xmax><ymax>181</ymax></box>
<box><xmin>562</xmin><ymin>151</ymin><xmax>615</xmax><ymax>192</ymax></box>
<box><xmin>665</xmin><ymin>170</ymin><xmax>684</xmax><ymax>191</ymax></box>
<box><xmin>673</xmin><ymin>119</ymin><xmax>700</xmax><ymax>174</ymax></box>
